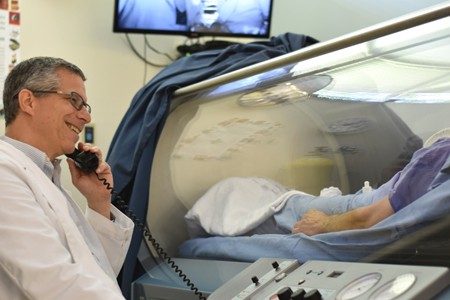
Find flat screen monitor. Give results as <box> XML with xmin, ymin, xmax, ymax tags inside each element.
<box><xmin>113</xmin><ymin>0</ymin><xmax>274</xmax><ymax>38</ymax></box>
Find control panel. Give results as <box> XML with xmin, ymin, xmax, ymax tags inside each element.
<box><xmin>208</xmin><ymin>259</ymin><xmax>450</xmax><ymax>300</ymax></box>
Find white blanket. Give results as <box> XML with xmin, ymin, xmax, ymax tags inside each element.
<box><xmin>184</xmin><ymin>177</ymin><xmax>316</xmax><ymax>237</ymax></box>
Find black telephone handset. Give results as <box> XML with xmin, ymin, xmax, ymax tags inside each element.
<box><xmin>65</xmin><ymin>149</ymin><xmax>206</xmax><ymax>299</ymax></box>
<box><xmin>66</xmin><ymin>149</ymin><xmax>99</xmax><ymax>173</ymax></box>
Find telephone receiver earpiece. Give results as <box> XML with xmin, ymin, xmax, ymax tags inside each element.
<box><xmin>66</xmin><ymin>149</ymin><xmax>99</xmax><ymax>173</ymax></box>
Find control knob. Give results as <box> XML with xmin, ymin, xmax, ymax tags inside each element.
<box><xmin>291</xmin><ymin>288</ymin><xmax>306</xmax><ymax>300</ymax></box>
<box><xmin>304</xmin><ymin>289</ymin><xmax>322</xmax><ymax>300</ymax></box>
<box><xmin>277</xmin><ymin>287</ymin><xmax>293</xmax><ymax>300</ymax></box>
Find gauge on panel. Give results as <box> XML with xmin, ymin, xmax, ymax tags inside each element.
<box><xmin>369</xmin><ymin>273</ymin><xmax>416</xmax><ymax>300</ymax></box>
<box><xmin>336</xmin><ymin>272</ymin><xmax>382</xmax><ymax>300</ymax></box>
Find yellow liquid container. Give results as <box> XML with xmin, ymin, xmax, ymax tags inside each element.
<box><xmin>287</xmin><ymin>156</ymin><xmax>334</xmax><ymax>195</ymax></box>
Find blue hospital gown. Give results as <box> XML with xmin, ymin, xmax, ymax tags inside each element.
<box><xmin>389</xmin><ymin>138</ymin><xmax>450</xmax><ymax>212</ymax></box>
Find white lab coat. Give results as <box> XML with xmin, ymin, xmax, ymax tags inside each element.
<box><xmin>0</xmin><ymin>140</ymin><xmax>134</xmax><ymax>299</ymax></box>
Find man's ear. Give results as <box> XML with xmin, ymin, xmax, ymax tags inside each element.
<box><xmin>17</xmin><ymin>89</ymin><xmax>35</xmax><ymax>116</ymax></box>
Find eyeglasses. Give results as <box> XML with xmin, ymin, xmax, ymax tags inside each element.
<box><xmin>32</xmin><ymin>90</ymin><xmax>91</xmax><ymax>114</ymax></box>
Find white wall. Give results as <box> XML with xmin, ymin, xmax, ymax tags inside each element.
<box><xmin>3</xmin><ymin>0</ymin><xmax>446</xmax><ymax>207</ymax></box>
<box><xmin>271</xmin><ymin>0</ymin><xmax>448</xmax><ymax>40</ymax></box>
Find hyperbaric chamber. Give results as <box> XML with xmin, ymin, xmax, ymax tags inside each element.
<box><xmin>146</xmin><ymin>14</ymin><xmax>450</xmax><ymax>257</ymax></box>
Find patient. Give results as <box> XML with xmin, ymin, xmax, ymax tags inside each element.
<box><xmin>185</xmin><ymin>137</ymin><xmax>450</xmax><ymax>238</ymax></box>
<box><xmin>294</xmin><ymin>137</ymin><xmax>450</xmax><ymax>235</ymax></box>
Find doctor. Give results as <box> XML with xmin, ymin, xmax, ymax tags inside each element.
<box><xmin>0</xmin><ymin>57</ymin><xmax>134</xmax><ymax>299</ymax></box>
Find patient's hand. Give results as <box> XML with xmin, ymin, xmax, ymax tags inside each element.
<box><xmin>291</xmin><ymin>203</ymin><xmax>386</xmax><ymax>235</ymax></box>
<box><xmin>292</xmin><ymin>209</ymin><xmax>331</xmax><ymax>236</ymax></box>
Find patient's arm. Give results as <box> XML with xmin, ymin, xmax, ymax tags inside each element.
<box><xmin>292</xmin><ymin>196</ymin><xmax>394</xmax><ymax>235</ymax></box>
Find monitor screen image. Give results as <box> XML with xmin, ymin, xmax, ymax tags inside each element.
<box><xmin>114</xmin><ymin>0</ymin><xmax>274</xmax><ymax>38</ymax></box>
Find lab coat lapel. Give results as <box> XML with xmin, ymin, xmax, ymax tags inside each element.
<box><xmin>29</xmin><ymin>161</ymin><xmax>119</xmax><ymax>291</ymax></box>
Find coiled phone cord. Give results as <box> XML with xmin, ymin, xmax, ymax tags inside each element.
<box><xmin>96</xmin><ymin>173</ymin><xmax>207</xmax><ymax>300</ymax></box>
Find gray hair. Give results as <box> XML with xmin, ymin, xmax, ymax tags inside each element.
<box><xmin>3</xmin><ymin>56</ymin><xmax>86</xmax><ymax>126</ymax></box>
